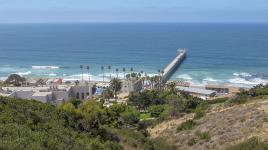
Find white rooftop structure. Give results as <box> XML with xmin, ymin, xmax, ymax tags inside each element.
<box><xmin>176</xmin><ymin>86</ymin><xmax>217</xmax><ymax>98</ymax></box>
<box><xmin>0</xmin><ymin>83</ymin><xmax>94</xmax><ymax>105</ymax></box>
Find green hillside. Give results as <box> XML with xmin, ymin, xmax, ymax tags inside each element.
<box><xmin>0</xmin><ymin>97</ymin><xmax>166</xmax><ymax>150</ymax></box>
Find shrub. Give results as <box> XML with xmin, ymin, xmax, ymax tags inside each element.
<box><xmin>227</xmin><ymin>137</ymin><xmax>268</xmax><ymax>150</ymax></box>
<box><xmin>104</xmin><ymin>141</ymin><xmax>123</xmax><ymax>150</ymax></box>
<box><xmin>140</xmin><ymin>113</ymin><xmax>151</xmax><ymax>120</ymax></box>
<box><xmin>194</xmin><ymin>108</ymin><xmax>206</xmax><ymax>120</ymax></box>
<box><xmin>208</xmin><ymin>97</ymin><xmax>229</xmax><ymax>104</ymax></box>
<box><xmin>187</xmin><ymin>138</ymin><xmax>197</xmax><ymax>146</ymax></box>
<box><xmin>195</xmin><ymin>131</ymin><xmax>211</xmax><ymax>142</ymax></box>
<box><xmin>120</xmin><ymin>108</ymin><xmax>140</xmax><ymax>126</ymax></box>
<box><xmin>148</xmin><ymin>105</ymin><xmax>165</xmax><ymax>118</ymax></box>
<box><xmin>229</xmin><ymin>95</ymin><xmax>248</xmax><ymax>104</ymax></box>
<box><xmin>177</xmin><ymin>120</ymin><xmax>198</xmax><ymax>132</ymax></box>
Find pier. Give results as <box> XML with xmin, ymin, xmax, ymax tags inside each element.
<box><xmin>162</xmin><ymin>48</ymin><xmax>186</xmax><ymax>82</ymax></box>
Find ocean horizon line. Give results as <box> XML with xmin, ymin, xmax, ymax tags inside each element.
<box><xmin>1</xmin><ymin>22</ymin><xmax>268</xmax><ymax>25</ymax></box>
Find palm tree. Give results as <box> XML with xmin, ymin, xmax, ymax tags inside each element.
<box><xmin>110</xmin><ymin>78</ymin><xmax>122</xmax><ymax>99</ymax></box>
<box><xmin>138</xmin><ymin>73</ymin><xmax>141</xmax><ymax>78</ymax></box>
<box><xmin>116</xmin><ymin>68</ymin><xmax>119</xmax><ymax>79</ymax></box>
<box><xmin>160</xmin><ymin>70</ymin><xmax>164</xmax><ymax>88</ymax></box>
<box><xmin>157</xmin><ymin>69</ymin><xmax>161</xmax><ymax>89</ymax></box>
<box><xmin>80</xmin><ymin>65</ymin><xmax>84</xmax><ymax>82</ymax></box>
<box><xmin>123</xmin><ymin>68</ymin><xmax>126</xmax><ymax>79</ymax></box>
<box><xmin>150</xmin><ymin>76</ymin><xmax>155</xmax><ymax>89</ymax></box>
<box><xmin>101</xmin><ymin>66</ymin><xmax>104</xmax><ymax>82</ymax></box>
<box><xmin>161</xmin><ymin>70</ymin><xmax>164</xmax><ymax>76</ymax></box>
<box><xmin>166</xmin><ymin>81</ymin><xmax>176</xmax><ymax>94</ymax></box>
<box><xmin>86</xmin><ymin>66</ymin><xmax>90</xmax><ymax>82</ymax></box>
<box><xmin>141</xmin><ymin>70</ymin><xmax>144</xmax><ymax>76</ymax></box>
<box><xmin>108</xmin><ymin>65</ymin><xmax>111</xmax><ymax>80</ymax></box>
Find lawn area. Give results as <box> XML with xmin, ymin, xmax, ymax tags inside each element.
<box><xmin>140</xmin><ymin>112</ymin><xmax>152</xmax><ymax>120</ymax></box>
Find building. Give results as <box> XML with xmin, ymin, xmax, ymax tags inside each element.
<box><xmin>121</xmin><ymin>78</ymin><xmax>143</xmax><ymax>93</ymax></box>
<box><xmin>176</xmin><ymin>86</ymin><xmax>217</xmax><ymax>99</ymax></box>
<box><xmin>205</xmin><ymin>85</ymin><xmax>229</xmax><ymax>94</ymax></box>
<box><xmin>0</xmin><ymin>83</ymin><xmax>94</xmax><ymax>105</ymax></box>
<box><xmin>68</xmin><ymin>84</ymin><xmax>93</xmax><ymax>100</ymax></box>
<box><xmin>205</xmin><ymin>84</ymin><xmax>241</xmax><ymax>96</ymax></box>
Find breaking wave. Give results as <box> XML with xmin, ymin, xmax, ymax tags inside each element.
<box><xmin>63</xmin><ymin>73</ymin><xmax>109</xmax><ymax>82</ymax></box>
<box><xmin>177</xmin><ymin>74</ymin><xmax>192</xmax><ymax>80</ymax></box>
<box><xmin>44</xmin><ymin>73</ymin><xmax>57</xmax><ymax>77</ymax></box>
<box><xmin>32</xmin><ymin>66</ymin><xmax>60</xmax><ymax>69</ymax></box>
<box><xmin>15</xmin><ymin>71</ymin><xmax>32</xmax><ymax>76</ymax></box>
<box><xmin>203</xmin><ymin>77</ymin><xmax>219</xmax><ymax>83</ymax></box>
<box><xmin>233</xmin><ymin>72</ymin><xmax>252</xmax><ymax>77</ymax></box>
<box><xmin>228</xmin><ymin>77</ymin><xmax>268</xmax><ymax>86</ymax></box>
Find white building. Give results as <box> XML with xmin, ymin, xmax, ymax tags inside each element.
<box><xmin>0</xmin><ymin>83</ymin><xmax>94</xmax><ymax>105</ymax></box>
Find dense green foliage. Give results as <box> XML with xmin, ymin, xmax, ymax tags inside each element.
<box><xmin>227</xmin><ymin>137</ymin><xmax>268</xmax><ymax>150</ymax></box>
<box><xmin>110</xmin><ymin>78</ymin><xmax>122</xmax><ymax>98</ymax></box>
<box><xmin>0</xmin><ymin>96</ymin><xmax>120</xmax><ymax>150</ymax></box>
<box><xmin>0</xmin><ymin>96</ymin><xmax>168</xmax><ymax>150</ymax></box>
<box><xmin>129</xmin><ymin>90</ymin><xmax>202</xmax><ymax>119</ymax></box>
<box><xmin>2</xmin><ymin>84</ymin><xmax>268</xmax><ymax>149</ymax></box>
<box><xmin>148</xmin><ymin>105</ymin><xmax>165</xmax><ymax>118</ymax></box>
<box><xmin>229</xmin><ymin>84</ymin><xmax>268</xmax><ymax>104</ymax></box>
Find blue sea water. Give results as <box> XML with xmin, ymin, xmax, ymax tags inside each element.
<box><xmin>0</xmin><ymin>23</ymin><xmax>268</xmax><ymax>87</ymax></box>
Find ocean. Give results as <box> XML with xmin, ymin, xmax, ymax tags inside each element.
<box><xmin>0</xmin><ymin>23</ymin><xmax>268</xmax><ymax>87</ymax></box>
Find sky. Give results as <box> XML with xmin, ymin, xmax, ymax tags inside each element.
<box><xmin>0</xmin><ymin>0</ymin><xmax>267</xmax><ymax>23</ymax></box>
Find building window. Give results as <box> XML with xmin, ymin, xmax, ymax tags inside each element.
<box><xmin>76</xmin><ymin>92</ymin><xmax>79</xmax><ymax>99</ymax></box>
<box><xmin>81</xmin><ymin>93</ymin><xmax>85</xmax><ymax>99</ymax></box>
<box><xmin>86</xmin><ymin>92</ymin><xmax>89</xmax><ymax>96</ymax></box>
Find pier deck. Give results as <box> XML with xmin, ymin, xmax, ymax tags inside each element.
<box><xmin>162</xmin><ymin>49</ymin><xmax>186</xmax><ymax>82</ymax></box>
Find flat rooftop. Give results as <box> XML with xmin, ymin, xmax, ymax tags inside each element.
<box><xmin>176</xmin><ymin>86</ymin><xmax>216</xmax><ymax>95</ymax></box>
<box><xmin>2</xmin><ymin>87</ymin><xmax>50</xmax><ymax>91</ymax></box>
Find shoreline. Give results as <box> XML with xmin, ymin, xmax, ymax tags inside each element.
<box><xmin>0</xmin><ymin>75</ymin><xmax>252</xmax><ymax>90</ymax></box>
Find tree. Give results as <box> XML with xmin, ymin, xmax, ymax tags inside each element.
<box><xmin>160</xmin><ymin>70</ymin><xmax>164</xmax><ymax>87</ymax></box>
<box><xmin>123</xmin><ymin>68</ymin><xmax>126</xmax><ymax>79</ymax></box>
<box><xmin>120</xmin><ymin>107</ymin><xmax>140</xmax><ymax>126</ymax></box>
<box><xmin>86</xmin><ymin>65</ymin><xmax>90</xmax><ymax>82</ymax></box>
<box><xmin>148</xmin><ymin>105</ymin><xmax>165</xmax><ymax>118</ymax></box>
<box><xmin>75</xmin><ymin>80</ymin><xmax>79</xmax><ymax>85</ymax></box>
<box><xmin>115</xmin><ymin>68</ymin><xmax>119</xmax><ymax>79</ymax></box>
<box><xmin>126</xmin><ymin>74</ymin><xmax>130</xmax><ymax>80</ymax></box>
<box><xmin>59</xmin><ymin>102</ymin><xmax>76</xmax><ymax>113</ymax></box>
<box><xmin>5</xmin><ymin>74</ymin><xmax>26</xmax><ymax>86</ymax></box>
<box><xmin>80</xmin><ymin>65</ymin><xmax>84</xmax><ymax>82</ymax></box>
<box><xmin>110</xmin><ymin>78</ymin><xmax>122</xmax><ymax>99</ymax></box>
<box><xmin>105</xmin><ymin>104</ymin><xmax>128</xmax><ymax>127</ymax></box>
<box><xmin>166</xmin><ymin>82</ymin><xmax>177</xmax><ymax>94</ymax></box>
<box><xmin>138</xmin><ymin>73</ymin><xmax>141</xmax><ymax>78</ymax></box>
<box><xmin>77</xmin><ymin>100</ymin><xmax>105</xmax><ymax>132</ymax></box>
<box><xmin>102</xmin><ymin>88</ymin><xmax>113</xmax><ymax>100</ymax></box>
<box><xmin>108</xmin><ymin>66</ymin><xmax>112</xmax><ymax>80</ymax></box>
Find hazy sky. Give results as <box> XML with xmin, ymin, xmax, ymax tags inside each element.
<box><xmin>0</xmin><ymin>0</ymin><xmax>267</xmax><ymax>23</ymax></box>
